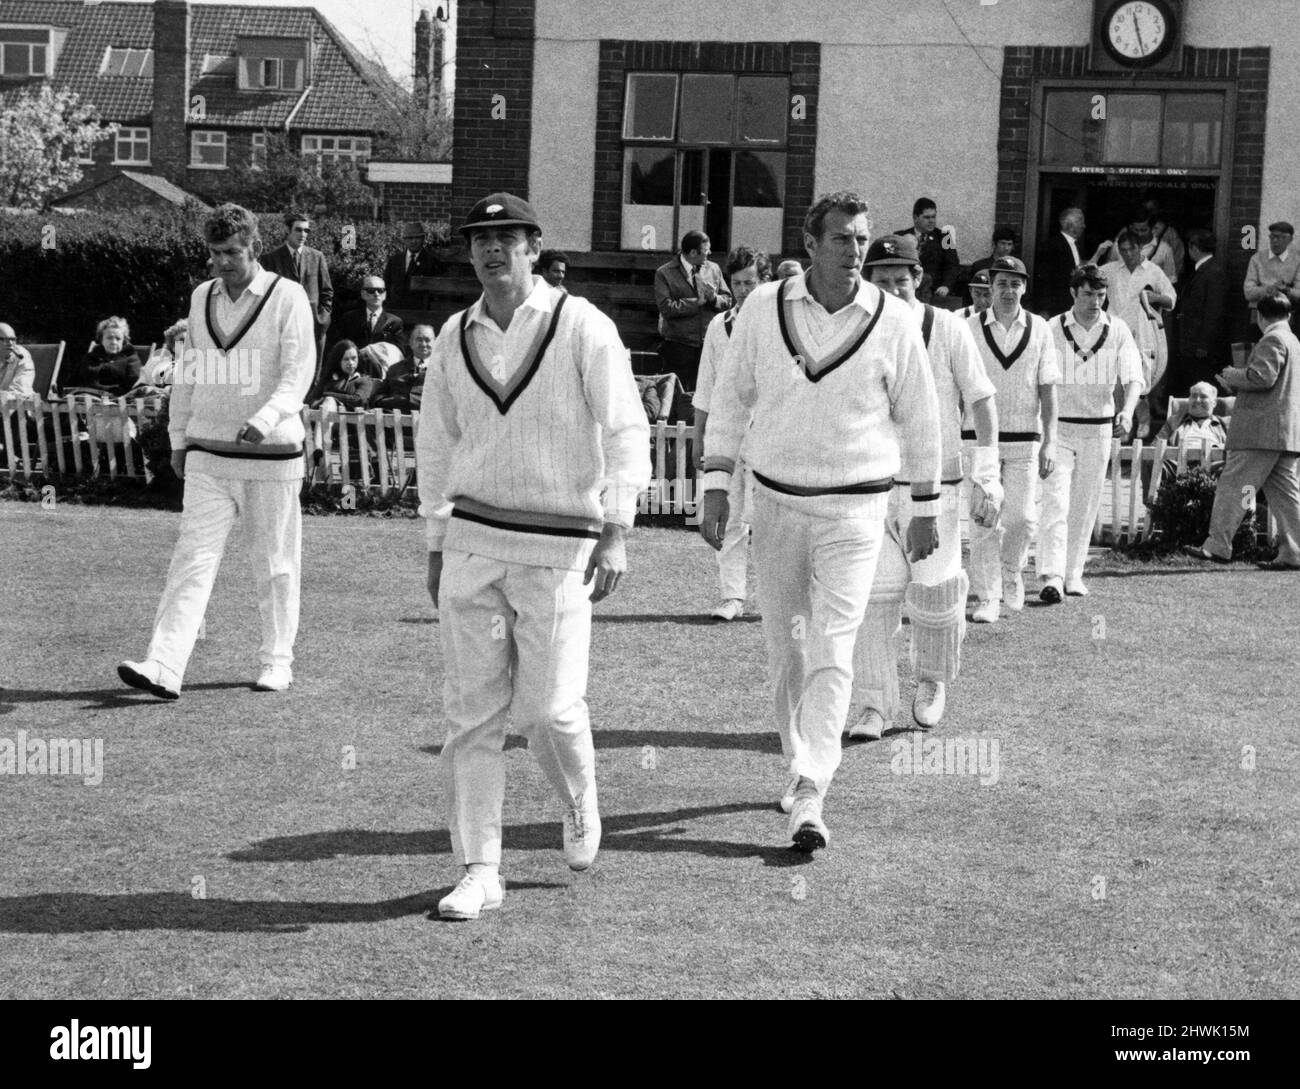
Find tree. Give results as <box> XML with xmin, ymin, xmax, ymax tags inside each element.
<box><xmin>372</xmin><ymin>89</ymin><xmax>453</xmax><ymax>162</ymax></box>
<box><xmin>0</xmin><ymin>85</ymin><xmax>115</xmax><ymax>209</ymax></box>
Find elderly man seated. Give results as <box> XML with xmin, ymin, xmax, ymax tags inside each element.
<box><xmin>0</xmin><ymin>323</ymin><xmax>36</xmax><ymax>398</ymax></box>
<box><xmin>370</xmin><ymin>324</ymin><xmax>433</xmax><ymax>412</ymax></box>
<box><xmin>1158</xmin><ymin>381</ymin><xmax>1228</xmax><ymax>450</ymax></box>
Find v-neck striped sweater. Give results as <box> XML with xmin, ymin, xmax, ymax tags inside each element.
<box><xmin>702</xmin><ymin>276</ymin><xmax>942</xmax><ymax>515</ymax></box>
<box><xmin>964</xmin><ymin>307</ymin><xmax>1061</xmax><ymax>441</ymax></box>
<box><xmin>417</xmin><ymin>280</ymin><xmax>650</xmax><ymax>572</ymax></box>
<box><xmin>170</xmin><ymin>267</ymin><xmax>316</xmax><ymax>481</ymax></box>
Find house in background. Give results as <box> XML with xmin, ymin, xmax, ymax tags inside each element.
<box><xmin>0</xmin><ymin>0</ymin><xmax>451</xmax><ymax>220</ymax></box>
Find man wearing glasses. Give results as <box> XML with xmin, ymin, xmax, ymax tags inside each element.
<box><xmin>264</xmin><ymin>212</ymin><xmax>333</xmax><ymax>384</ymax></box>
<box><xmin>330</xmin><ymin>276</ymin><xmax>407</xmax><ymax>357</ymax></box>
<box><xmin>0</xmin><ymin>324</ymin><xmax>36</xmax><ymax>398</ymax></box>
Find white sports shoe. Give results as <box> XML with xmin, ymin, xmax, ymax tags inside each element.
<box><xmin>1002</xmin><ymin>575</ymin><xmax>1025</xmax><ymax>611</ymax></box>
<box><xmin>254</xmin><ymin>665</ymin><xmax>293</xmax><ymax>691</ymax></box>
<box><xmin>912</xmin><ymin>681</ymin><xmax>946</xmax><ymax>729</ymax></box>
<box><xmin>971</xmin><ymin>599</ymin><xmax>1000</xmax><ymax>624</ymax></box>
<box><xmin>847</xmin><ymin>707</ymin><xmax>885</xmax><ymax>741</ymax></box>
<box><xmin>563</xmin><ymin>790</ymin><xmax>601</xmax><ymax>871</ymax></box>
<box><xmin>788</xmin><ymin>795</ymin><xmax>830</xmax><ymax>853</ymax></box>
<box><xmin>710</xmin><ymin>598</ymin><xmax>745</xmax><ymax>621</ymax></box>
<box><xmin>779</xmin><ymin>775</ymin><xmax>800</xmax><ymax>814</ymax></box>
<box><xmin>117</xmin><ymin>658</ymin><xmax>180</xmax><ymax>700</ymax></box>
<box><xmin>1064</xmin><ymin>579</ymin><xmax>1089</xmax><ymax>596</ymax></box>
<box><xmin>438</xmin><ymin>872</ymin><xmax>504</xmax><ymax>921</ymax></box>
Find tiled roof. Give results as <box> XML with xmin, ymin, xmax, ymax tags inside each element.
<box><xmin>120</xmin><ymin>168</ymin><xmax>210</xmax><ymax>207</ymax></box>
<box><xmin>0</xmin><ymin>1</ymin><xmax>408</xmax><ymax>131</ymax></box>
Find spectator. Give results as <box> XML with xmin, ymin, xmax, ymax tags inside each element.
<box><xmin>537</xmin><ymin>249</ymin><xmax>569</xmax><ymax>290</ymax></box>
<box><xmin>262</xmin><ymin>211</ymin><xmax>333</xmax><ymax>391</ymax></box>
<box><xmin>776</xmin><ymin>258</ymin><xmax>803</xmax><ymax>279</ymax></box>
<box><xmin>654</xmin><ymin>230</ymin><xmax>732</xmax><ymax>391</ymax></box>
<box><xmin>1175</xmin><ymin>228</ymin><xmax>1230</xmax><ymax>395</ymax></box>
<box><xmin>61</xmin><ymin>316</ymin><xmax>141</xmax><ymax>398</ymax></box>
<box><xmin>329</xmin><ymin>275</ymin><xmax>406</xmax><ymax>357</ymax></box>
<box><xmin>1183</xmin><ymin>293</ymin><xmax>1300</xmax><ymax>569</ymax></box>
<box><xmin>137</xmin><ymin>318</ymin><xmax>189</xmax><ymax>390</ymax></box>
<box><xmin>1102</xmin><ymin>212</ymin><xmax>1179</xmax><ymax>287</ymax></box>
<box><xmin>966</xmin><ymin>225</ymin><xmax>1017</xmax><ymax>303</ymax></box>
<box><xmin>1143</xmin><ymin>199</ymin><xmax>1186</xmax><ymax>284</ymax></box>
<box><xmin>1243</xmin><ymin>220</ymin><xmax>1300</xmax><ymax>326</ymax></box>
<box><xmin>1036</xmin><ymin>207</ymin><xmax>1108</xmax><ymax>317</ymax></box>
<box><xmin>384</xmin><ymin>221</ymin><xmax>441</xmax><ymax>307</ymax></box>
<box><xmin>895</xmin><ymin>197</ymin><xmax>959</xmax><ymax>302</ymax></box>
<box><xmin>0</xmin><ymin>323</ymin><xmax>36</xmax><ymax>398</ymax></box>
<box><xmin>312</xmin><ymin>340</ymin><xmax>377</xmax><ymax>411</ymax></box>
<box><xmin>1101</xmin><ymin>230</ymin><xmax>1177</xmax><ymax>438</ymax></box>
<box><xmin>371</xmin><ymin>325</ymin><xmax>434</xmax><ymax>411</ymax></box>
<box><xmin>693</xmin><ymin>245</ymin><xmax>772</xmax><ymax>621</ymax></box>
<box><xmin>357</xmin><ymin>342</ymin><xmax>403</xmax><ymax>380</ymax></box>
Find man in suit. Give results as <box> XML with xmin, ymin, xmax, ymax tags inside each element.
<box><xmin>370</xmin><ymin>324</ymin><xmax>434</xmax><ymax>411</ymax></box>
<box><xmin>1175</xmin><ymin>229</ymin><xmax>1230</xmax><ymax>396</ymax></box>
<box><xmin>262</xmin><ymin>211</ymin><xmax>333</xmax><ymax>388</ymax></box>
<box><xmin>654</xmin><ymin>230</ymin><xmax>732</xmax><ymax>390</ymax></box>
<box><xmin>1183</xmin><ymin>292</ymin><xmax>1300</xmax><ymax>569</ymax></box>
<box><xmin>1036</xmin><ymin>207</ymin><xmax>1108</xmax><ymax>317</ymax></box>
<box><xmin>895</xmin><ymin>197</ymin><xmax>959</xmax><ymax>303</ymax></box>
<box><xmin>384</xmin><ymin>221</ymin><xmax>441</xmax><ymax>308</ymax></box>
<box><xmin>331</xmin><ymin>275</ymin><xmax>407</xmax><ymax>353</ymax></box>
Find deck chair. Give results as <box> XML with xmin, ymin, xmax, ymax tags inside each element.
<box><xmin>27</xmin><ymin>342</ymin><xmax>66</xmax><ymax>401</ymax></box>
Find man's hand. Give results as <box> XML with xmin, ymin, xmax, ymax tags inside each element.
<box><xmin>584</xmin><ymin>524</ymin><xmax>628</xmax><ymax>602</ymax></box>
<box><xmin>906</xmin><ymin>515</ymin><xmax>939</xmax><ymax>562</ymax></box>
<box><xmin>1113</xmin><ymin>411</ymin><xmax>1134</xmax><ymax>439</ymax></box>
<box><xmin>1039</xmin><ymin>440</ymin><xmax>1056</xmax><ymax>479</ymax></box>
<box><xmin>697</xmin><ymin>278</ymin><xmax>717</xmax><ymax>305</ymax></box>
<box><xmin>237</xmin><ymin>421</ymin><xmax>265</xmax><ymax>444</ymax></box>
<box><xmin>170</xmin><ymin>449</ymin><xmax>187</xmax><ymax>479</ymax></box>
<box><xmin>934</xmin><ymin>286</ymin><xmax>950</xmax><ymax>298</ymax></box>
<box><xmin>699</xmin><ymin>490</ymin><xmax>729</xmax><ymax>551</ymax></box>
<box><xmin>427</xmin><ymin>550</ymin><xmax>443</xmax><ymax>607</ymax></box>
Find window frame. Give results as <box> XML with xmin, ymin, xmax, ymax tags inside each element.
<box><xmin>0</xmin><ymin>28</ymin><xmax>51</xmax><ymax>78</ymax></box>
<box><xmin>113</xmin><ymin>126</ymin><xmax>151</xmax><ymax>166</ymax></box>
<box><xmin>300</xmin><ymin>134</ymin><xmax>372</xmax><ymax>165</ymax></box>
<box><xmin>189</xmin><ymin>130</ymin><xmax>228</xmax><ymax>170</ymax></box>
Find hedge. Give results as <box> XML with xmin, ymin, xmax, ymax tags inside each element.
<box><xmin>0</xmin><ymin>207</ymin><xmax>451</xmax><ymax>349</ymax></box>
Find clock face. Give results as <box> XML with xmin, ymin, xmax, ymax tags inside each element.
<box><xmin>1106</xmin><ymin>1</ymin><xmax>1171</xmax><ymax>62</ymax></box>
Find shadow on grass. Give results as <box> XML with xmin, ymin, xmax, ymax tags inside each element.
<box><xmin>420</xmin><ymin>728</ymin><xmax>781</xmax><ymax>758</ymax></box>
<box><xmin>0</xmin><ymin>883</ymin><xmax>567</xmax><ymax>934</ymax></box>
<box><xmin>0</xmin><ymin>682</ymin><xmax>253</xmax><ymax>713</ymax></box>
<box><xmin>226</xmin><ymin>801</ymin><xmax>803</xmax><ymax>868</ymax></box>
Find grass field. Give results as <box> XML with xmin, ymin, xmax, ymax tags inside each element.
<box><xmin>0</xmin><ymin>502</ymin><xmax>1296</xmax><ymax>1000</ymax></box>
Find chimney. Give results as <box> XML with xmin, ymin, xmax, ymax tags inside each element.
<box><xmin>152</xmin><ymin>0</ymin><xmax>191</xmax><ymax>183</ymax></box>
<box><xmin>414</xmin><ymin>7</ymin><xmax>434</xmax><ymax>111</ymax></box>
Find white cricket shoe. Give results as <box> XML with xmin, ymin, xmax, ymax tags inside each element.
<box><xmin>1064</xmin><ymin>579</ymin><xmax>1089</xmax><ymax>596</ymax></box>
<box><xmin>438</xmin><ymin>872</ymin><xmax>504</xmax><ymax>921</ymax></box>
<box><xmin>789</xmin><ymin>795</ymin><xmax>830</xmax><ymax>853</ymax></box>
<box><xmin>971</xmin><ymin>599</ymin><xmax>1000</xmax><ymax>624</ymax></box>
<box><xmin>117</xmin><ymin>658</ymin><xmax>180</xmax><ymax>700</ymax></box>
<box><xmin>563</xmin><ymin>790</ymin><xmax>601</xmax><ymax>871</ymax></box>
<box><xmin>710</xmin><ymin>598</ymin><xmax>745</xmax><ymax>620</ymax></box>
<box><xmin>254</xmin><ymin>665</ymin><xmax>293</xmax><ymax>691</ymax></box>
<box><xmin>847</xmin><ymin>707</ymin><xmax>885</xmax><ymax>741</ymax></box>
<box><xmin>779</xmin><ymin>775</ymin><xmax>800</xmax><ymax>814</ymax></box>
<box><xmin>912</xmin><ymin>681</ymin><xmax>946</xmax><ymax>728</ymax></box>
<box><xmin>1003</xmin><ymin>575</ymin><xmax>1025</xmax><ymax>611</ymax></box>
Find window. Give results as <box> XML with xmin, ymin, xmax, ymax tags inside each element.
<box><xmin>301</xmin><ymin>135</ymin><xmax>372</xmax><ymax>164</ymax></box>
<box><xmin>0</xmin><ymin>28</ymin><xmax>50</xmax><ymax>77</ymax></box>
<box><xmin>621</xmin><ymin>72</ymin><xmax>789</xmax><ymax>252</ymax></box>
<box><xmin>100</xmin><ymin>47</ymin><xmax>153</xmax><ymax>78</ymax></box>
<box><xmin>236</xmin><ymin>37</ymin><xmax>306</xmax><ymax>91</ymax></box>
<box><xmin>1041</xmin><ymin>90</ymin><xmax>1227</xmax><ymax>169</ymax></box>
<box><xmin>114</xmin><ymin>127</ymin><xmax>150</xmax><ymax>165</ymax></box>
<box><xmin>251</xmin><ymin>132</ymin><xmax>267</xmax><ymax>170</ymax></box>
<box><xmin>190</xmin><ymin>130</ymin><xmax>227</xmax><ymax>169</ymax></box>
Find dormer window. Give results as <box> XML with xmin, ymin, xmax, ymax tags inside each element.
<box><xmin>0</xmin><ymin>28</ymin><xmax>51</xmax><ymax>77</ymax></box>
<box><xmin>236</xmin><ymin>37</ymin><xmax>307</xmax><ymax>92</ymax></box>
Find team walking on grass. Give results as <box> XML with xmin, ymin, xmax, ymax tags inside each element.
<box><xmin>114</xmin><ymin>191</ymin><xmax>1300</xmax><ymax>918</ymax></box>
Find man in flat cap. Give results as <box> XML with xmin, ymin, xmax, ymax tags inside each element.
<box><xmin>1244</xmin><ymin>221</ymin><xmax>1300</xmax><ymax>328</ymax></box>
<box><xmin>417</xmin><ymin>192</ymin><xmax>649</xmax><ymax>920</ymax></box>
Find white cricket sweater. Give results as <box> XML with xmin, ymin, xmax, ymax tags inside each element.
<box><xmin>1050</xmin><ymin>310</ymin><xmax>1144</xmax><ymax>419</ymax></box>
<box><xmin>703</xmin><ymin>275</ymin><xmax>941</xmax><ymax>515</ymax></box>
<box><xmin>417</xmin><ymin>277</ymin><xmax>650</xmax><ymax>572</ymax></box>
<box><xmin>171</xmin><ymin>266</ymin><xmax>315</xmax><ymax>481</ymax></box>
<box><xmin>693</xmin><ymin>306</ymin><xmax>738</xmax><ymax>414</ymax></box>
<box><xmin>910</xmin><ymin>302</ymin><xmax>996</xmax><ymax>483</ymax></box>
<box><xmin>965</xmin><ymin>306</ymin><xmax>1061</xmax><ymax>442</ymax></box>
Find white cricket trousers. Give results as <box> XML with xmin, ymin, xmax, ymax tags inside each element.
<box><xmin>146</xmin><ymin>470</ymin><xmax>301</xmax><ymax>682</ymax></box>
<box><xmin>1037</xmin><ymin>421</ymin><xmax>1111</xmax><ymax>585</ymax></box>
<box><xmin>969</xmin><ymin>442</ymin><xmax>1040</xmax><ymax>602</ymax></box>
<box><xmin>438</xmin><ymin>550</ymin><xmax>596</xmax><ymax>867</ymax></box>
<box><xmin>855</xmin><ymin>484</ymin><xmax>962</xmax><ymax>716</ymax></box>
<box><xmin>751</xmin><ymin>487</ymin><xmax>887</xmax><ymax>793</ymax></box>
<box><xmin>715</xmin><ymin>464</ymin><xmax>752</xmax><ymax>601</ymax></box>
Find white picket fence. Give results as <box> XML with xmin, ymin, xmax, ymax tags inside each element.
<box><xmin>0</xmin><ymin>400</ymin><xmax>1276</xmax><ymax>543</ymax></box>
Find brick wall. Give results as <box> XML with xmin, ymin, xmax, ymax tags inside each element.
<box><xmin>380</xmin><ymin>181</ymin><xmax>454</xmax><ymax>226</ymax></box>
<box><xmin>592</xmin><ymin>40</ymin><xmax>820</xmax><ymax>256</ymax></box>
<box><xmin>152</xmin><ymin>0</ymin><xmax>191</xmax><ymax>185</ymax></box>
<box><xmin>450</xmin><ymin>0</ymin><xmax>536</xmax><ymax>223</ymax></box>
<box><xmin>995</xmin><ymin>44</ymin><xmax>1268</xmax><ymax>334</ymax></box>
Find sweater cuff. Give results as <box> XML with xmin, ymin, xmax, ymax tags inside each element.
<box><xmin>909</xmin><ymin>482</ymin><xmax>941</xmax><ymax>518</ymax></box>
<box><xmin>703</xmin><ymin>470</ymin><xmax>733</xmax><ymax>492</ymax></box>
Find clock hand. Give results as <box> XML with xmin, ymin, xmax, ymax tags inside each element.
<box><xmin>1133</xmin><ymin>13</ymin><xmax>1147</xmax><ymax>54</ymax></box>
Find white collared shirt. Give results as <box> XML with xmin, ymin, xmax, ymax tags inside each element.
<box><xmin>983</xmin><ymin>305</ymin><xmax>1029</xmax><ymax>353</ymax></box>
<box><xmin>1062</xmin><ymin>231</ymin><xmax>1081</xmax><ymax>267</ymax></box>
<box><xmin>1053</xmin><ymin>309</ymin><xmax>1143</xmax><ymax>416</ymax></box>
<box><xmin>1195</xmin><ymin>254</ymin><xmax>1212</xmax><ymax>272</ymax></box>
<box><xmin>465</xmin><ymin>275</ymin><xmax>555</xmax><ymax>382</ymax></box>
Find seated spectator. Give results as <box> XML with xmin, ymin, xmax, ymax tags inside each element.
<box><xmin>137</xmin><ymin>318</ymin><xmax>188</xmax><ymax>390</ymax></box>
<box><xmin>371</xmin><ymin>325</ymin><xmax>434</xmax><ymax>411</ymax></box>
<box><xmin>538</xmin><ymin>249</ymin><xmax>569</xmax><ymax>290</ymax></box>
<box><xmin>776</xmin><ymin>258</ymin><xmax>803</xmax><ymax>279</ymax></box>
<box><xmin>61</xmin><ymin>316</ymin><xmax>141</xmax><ymax>398</ymax></box>
<box><xmin>1158</xmin><ymin>381</ymin><xmax>1228</xmax><ymax>450</ymax></box>
<box><xmin>358</xmin><ymin>341</ymin><xmax>403</xmax><ymax>379</ymax></box>
<box><xmin>966</xmin><ymin>225</ymin><xmax>1016</xmax><ymax>303</ymax></box>
<box><xmin>312</xmin><ymin>340</ymin><xmax>376</xmax><ymax>411</ymax></box>
<box><xmin>0</xmin><ymin>323</ymin><xmax>36</xmax><ymax>398</ymax></box>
